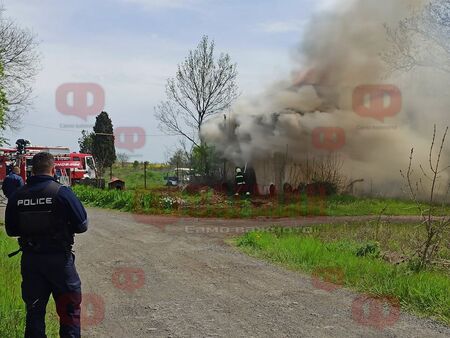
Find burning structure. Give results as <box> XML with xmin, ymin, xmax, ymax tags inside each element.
<box><xmin>202</xmin><ymin>0</ymin><xmax>450</xmax><ymax>197</ymax></box>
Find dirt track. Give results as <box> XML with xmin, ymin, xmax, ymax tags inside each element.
<box><xmin>63</xmin><ymin>208</ymin><xmax>449</xmax><ymax>338</ymax></box>
<box><xmin>2</xmin><ymin>207</ymin><xmax>450</xmax><ymax>337</ymax></box>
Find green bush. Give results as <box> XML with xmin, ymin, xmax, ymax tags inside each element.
<box><xmin>355</xmin><ymin>241</ymin><xmax>381</xmax><ymax>258</ymax></box>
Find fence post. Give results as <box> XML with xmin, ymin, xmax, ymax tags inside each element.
<box><xmin>144</xmin><ymin>161</ymin><xmax>148</xmax><ymax>189</ymax></box>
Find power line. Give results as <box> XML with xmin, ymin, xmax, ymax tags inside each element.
<box><xmin>21</xmin><ymin>122</ymin><xmax>179</xmax><ymax>137</ymax></box>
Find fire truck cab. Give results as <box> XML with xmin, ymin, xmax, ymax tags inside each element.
<box><xmin>55</xmin><ymin>152</ymin><xmax>97</xmax><ymax>185</ymax></box>
<box><xmin>0</xmin><ymin>141</ymin><xmax>96</xmax><ymax>187</ymax></box>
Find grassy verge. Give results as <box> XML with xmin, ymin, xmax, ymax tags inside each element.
<box><xmin>0</xmin><ymin>228</ymin><xmax>59</xmax><ymax>337</ymax></box>
<box><xmin>300</xmin><ymin>222</ymin><xmax>450</xmax><ymax>264</ymax></box>
<box><xmin>234</xmin><ymin>224</ymin><xmax>450</xmax><ymax>325</ymax></box>
<box><xmin>72</xmin><ymin>185</ymin><xmax>450</xmax><ymax>218</ymax></box>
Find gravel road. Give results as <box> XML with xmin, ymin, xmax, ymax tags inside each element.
<box><xmin>65</xmin><ymin>208</ymin><xmax>449</xmax><ymax>338</ymax></box>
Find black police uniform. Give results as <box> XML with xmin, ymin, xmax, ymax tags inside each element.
<box><xmin>2</xmin><ymin>171</ymin><xmax>25</xmax><ymax>198</ymax></box>
<box><xmin>5</xmin><ymin>175</ymin><xmax>88</xmax><ymax>338</ymax></box>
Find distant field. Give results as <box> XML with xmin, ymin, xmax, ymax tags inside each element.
<box><xmin>110</xmin><ymin>163</ymin><xmax>167</xmax><ymax>189</ymax></box>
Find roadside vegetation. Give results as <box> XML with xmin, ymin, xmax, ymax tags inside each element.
<box><xmin>0</xmin><ymin>228</ymin><xmax>59</xmax><ymax>337</ymax></box>
<box><xmin>73</xmin><ymin>183</ymin><xmax>450</xmax><ymax>218</ymax></box>
<box><xmin>234</xmin><ymin>222</ymin><xmax>450</xmax><ymax>325</ymax></box>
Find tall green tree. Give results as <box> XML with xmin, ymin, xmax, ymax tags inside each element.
<box><xmin>191</xmin><ymin>144</ymin><xmax>222</xmax><ymax>177</ymax></box>
<box><xmin>92</xmin><ymin>111</ymin><xmax>116</xmax><ymax>177</ymax></box>
<box><xmin>78</xmin><ymin>129</ymin><xmax>94</xmax><ymax>154</ymax></box>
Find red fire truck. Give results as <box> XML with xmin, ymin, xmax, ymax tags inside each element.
<box><xmin>0</xmin><ymin>140</ymin><xmax>96</xmax><ymax>186</ymax></box>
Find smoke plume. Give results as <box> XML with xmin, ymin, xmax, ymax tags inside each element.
<box><xmin>202</xmin><ymin>0</ymin><xmax>450</xmax><ymax>196</ymax></box>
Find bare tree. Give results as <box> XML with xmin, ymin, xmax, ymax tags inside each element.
<box><xmin>0</xmin><ymin>8</ymin><xmax>40</xmax><ymax>130</ymax></box>
<box><xmin>286</xmin><ymin>153</ymin><xmax>347</xmax><ymax>193</ymax></box>
<box><xmin>167</xmin><ymin>149</ymin><xmax>188</xmax><ymax>167</ymax></box>
<box><xmin>383</xmin><ymin>0</ymin><xmax>450</xmax><ymax>74</ymax></box>
<box><xmin>155</xmin><ymin>35</ymin><xmax>238</xmax><ymax>146</ymax></box>
<box><xmin>400</xmin><ymin>125</ymin><xmax>450</xmax><ymax>269</ymax></box>
<box><xmin>116</xmin><ymin>152</ymin><xmax>129</xmax><ymax>167</ymax></box>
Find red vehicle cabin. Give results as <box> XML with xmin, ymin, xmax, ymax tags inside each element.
<box><xmin>0</xmin><ymin>145</ymin><xmax>96</xmax><ymax>186</ymax></box>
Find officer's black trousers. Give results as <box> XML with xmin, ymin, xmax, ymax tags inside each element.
<box><xmin>21</xmin><ymin>252</ymin><xmax>82</xmax><ymax>338</ymax></box>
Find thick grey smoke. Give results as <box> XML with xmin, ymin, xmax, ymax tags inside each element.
<box><xmin>202</xmin><ymin>0</ymin><xmax>450</xmax><ymax>195</ymax></box>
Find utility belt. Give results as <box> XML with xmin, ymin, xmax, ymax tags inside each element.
<box><xmin>8</xmin><ymin>235</ymin><xmax>73</xmax><ymax>257</ymax></box>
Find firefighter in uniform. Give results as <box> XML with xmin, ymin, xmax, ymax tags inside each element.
<box><xmin>5</xmin><ymin>152</ymin><xmax>88</xmax><ymax>338</ymax></box>
<box><xmin>235</xmin><ymin>167</ymin><xmax>250</xmax><ymax>196</ymax></box>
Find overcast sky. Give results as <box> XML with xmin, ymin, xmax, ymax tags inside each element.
<box><xmin>3</xmin><ymin>0</ymin><xmax>329</xmax><ymax>162</ymax></box>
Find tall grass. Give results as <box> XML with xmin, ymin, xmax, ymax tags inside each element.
<box><xmin>0</xmin><ymin>229</ymin><xmax>59</xmax><ymax>337</ymax></box>
<box><xmin>236</xmin><ymin>231</ymin><xmax>450</xmax><ymax>324</ymax></box>
<box><xmin>74</xmin><ymin>185</ymin><xmax>134</xmax><ymax>211</ymax></box>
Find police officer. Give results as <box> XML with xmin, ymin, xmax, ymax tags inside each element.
<box><xmin>5</xmin><ymin>152</ymin><xmax>88</xmax><ymax>338</ymax></box>
<box><xmin>2</xmin><ymin>165</ymin><xmax>24</xmax><ymax>198</ymax></box>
